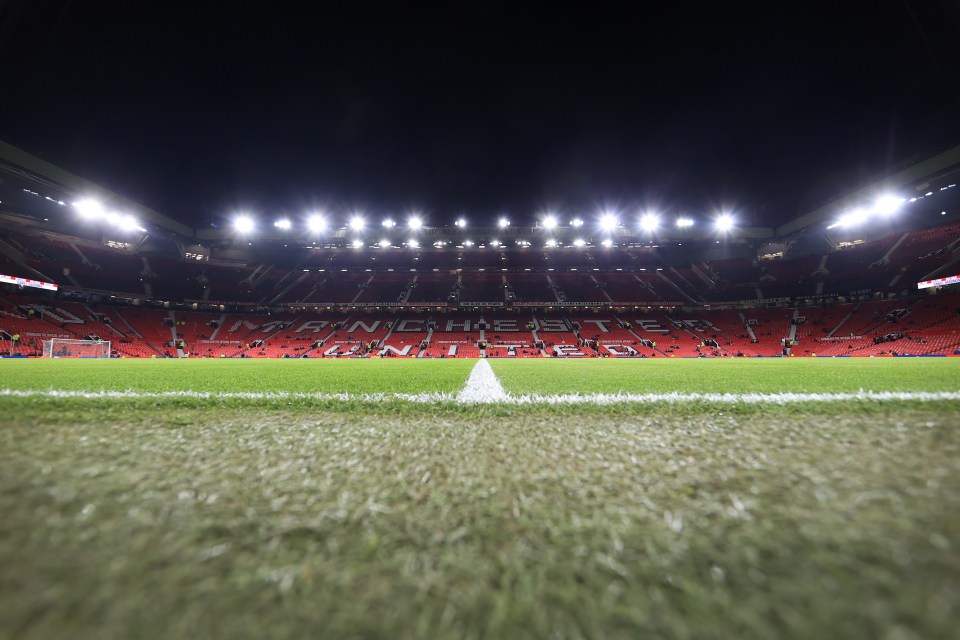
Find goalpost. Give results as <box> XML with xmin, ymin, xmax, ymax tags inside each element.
<box><xmin>42</xmin><ymin>338</ymin><xmax>111</xmax><ymax>358</ymax></box>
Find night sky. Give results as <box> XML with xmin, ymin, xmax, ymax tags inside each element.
<box><xmin>1</xmin><ymin>1</ymin><xmax>959</xmax><ymax>229</ymax></box>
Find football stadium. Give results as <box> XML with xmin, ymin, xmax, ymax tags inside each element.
<box><xmin>2</xmin><ymin>3</ymin><xmax>960</xmax><ymax>639</ymax></box>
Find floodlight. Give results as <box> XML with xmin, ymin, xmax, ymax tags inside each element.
<box><xmin>351</xmin><ymin>239</ymin><xmax>364</xmax><ymax>248</ymax></box>
<box><xmin>571</xmin><ymin>218</ymin><xmax>584</xmax><ymax>227</ymax></box>
<box><xmin>117</xmin><ymin>214</ymin><xmax>145</xmax><ymax>232</ymax></box>
<box><xmin>74</xmin><ymin>199</ymin><xmax>105</xmax><ymax>219</ymax></box>
<box><xmin>714</xmin><ymin>213</ymin><xmax>735</xmax><ymax>232</ymax></box>
<box><xmin>874</xmin><ymin>195</ymin><xmax>905</xmax><ymax>216</ymax></box>
<box><xmin>407</xmin><ymin>239</ymin><xmax>420</xmax><ymax>248</ymax></box>
<box><xmin>382</xmin><ymin>218</ymin><xmax>396</xmax><ymax>228</ymax></box>
<box><xmin>307</xmin><ymin>214</ymin><xmax>327</xmax><ymax>233</ymax></box>
<box><xmin>463</xmin><ymin>239</ymin><xmax>474</xmax><ymax>247</ymax></box>
<box><xmin>274</xmin><ymin>218</ymin><xmax>292</xmax><ymax>230</ymax></box>
<box><xmin>545</xmin><ymin>238</ymin><xmax>558</xmax><ymax>248</ymax></box>
<box><xmin>490</xmin><ymin>240</ymin><xmax>500</xmax><ymax>247</ymax></box>
<box><xmin>408</xmin><ymin>215</ymin><xmax>423</xmax><ymax>230</ymax></box>
<box><xmin>498</xmin><ymin>217</ymin><xmax>510</xmax><ymax>228</ymax></box>
<box><xmin>828</xmin><ymin>208</ymin><xmax>868</xmax><ymax>229</ymax></box>
<box><xmin>573</xmin><ymin>238</ymin><xmax>586</xmax><ymax>247</ymax></box>
<box><xmin>675</xmin><ymin>217</ymin><xmax>695</xmax><ymax>228</ymax></box>
<box><xmin>349</xmin><ymin>215</ymin><xmax>365</xmax><ymax>231</ymax></box>
<box><xmin>601</xmin><ymin>238</ymin><xmax>614</xmax><ymax>248</ymax></box>
<box><xmin>599</xmin><ymin>212</ymin><xmax>618</xmax><ymax>230</ymax></box>
<box><xmin>455</xmin><ymin>217</ymin><xmax>467</xmax><ymax>227</ymax></box>
<box><xmin>233</xmin><ymin>215</ymin><xmax>255</xmax><ymax>233</ymax></box>
<box><xmin>640</xmin><ymin>213</ymin><xmax>660</xmax><ymax>232</ymax></box>
<box><xmin>542</xmin><ymin>214</ymin><xmax>558</xmax><ymax>229</ymax></box>
<box><xmin>378</xmin><ymin>239</ymin><xmax>391</xmax><ymax>248</ymax></box>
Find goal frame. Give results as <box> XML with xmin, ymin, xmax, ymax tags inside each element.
<box><xmin>42</xmin><ymin>338</ymin><xmax>111</xmax><ymax>358</ymax></box>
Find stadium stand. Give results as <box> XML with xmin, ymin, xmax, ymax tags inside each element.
<box><xmin>3</xmin><ymin>216</ymin><xmax>959</xmax><ymax>357</ymax></box>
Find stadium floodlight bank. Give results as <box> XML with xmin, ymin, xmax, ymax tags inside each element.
<box><xmin>42</xmin><ymin>338</ymin><xmax>111</xmax><ymax>358</ymax></box>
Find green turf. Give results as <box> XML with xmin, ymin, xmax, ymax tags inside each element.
<box><xmin>0</xmin><ymin>358</ymin><xmax>476</xmax><ymax>394</ymax></box>
<box><xmin>2</xmin><ymin>358</ymin><xmax>959</xmax><ymax>638</ymax></box>
<box><xmin>490</xmin><ymin>357</ymin><xmax>960</xmax><ymax>394</ymax></box>
<box><xmin>1</xmin><ymin>357</ymin><xmax>957</xmax><ymax>397</ymax></box>
<box><xmin>1</xmin><ymin>405</ymin><xmax>959</xmax><ymax>639</ymax></box>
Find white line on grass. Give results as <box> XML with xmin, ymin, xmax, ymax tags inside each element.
<box><xmin>2</xmin><ymin>387</ymin><xmax>960</xmax><ymax>404</ymax></box>
<box><xmin>457</xmin><ymin>359</ymin><xmax>509</xmax><ymax>403</ymax></box>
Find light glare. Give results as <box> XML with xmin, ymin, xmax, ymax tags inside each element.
<box><xmin>233</xmin><ymin>215</ymin><xmax>255</xmax><ymax>233</ymax></box>
<box><xmin>307</xmin><ymin>214</ymin><xmax>327</xmax><ymax>233</ymax></box>
<box><xmin>542</xmin><ymin>215</ymin><xmax>558</xmax><ymax>229</ymax></box>
<box><xmin>349</xmin><ymin>215</ymin><xmax>365</xmax><ymax>231</ymax></box>
<box><xmin>874</xmin><ymin>195</ymin><xmax>905</xmax><ymax>216</ymax></box>
<box><xmin>675</xmin><ymin>217</ymin><xmax>694</xmax><ymax>228</ymax></box>
<box><xmin>715</xmin><ymin>213</ymin><xmax>735</xmax><ymax>232</ymax></box>
<box><xmin>498</xmin><ymin>217</ymin><xmax>510</xmax><ymax>228</ymax></box>
<box><xmin>274</xmin><ymin>218</ymin><xmax>292</xmax><ymax>230</ymax></box>
<box><xmin>408</xmin><ymin>216</ymin><xmax>423</xmax><ymax>230</ymax></box>
<box><xmin>640</xmin><ymin>213</ymin><xmax>660</xmax><ymax>232</ymax></box>
<box><xmin>599</xmin><ymin>212</ymin><xmax>618</xmax><ymax>230</ymax></box>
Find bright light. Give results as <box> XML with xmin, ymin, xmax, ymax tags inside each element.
<box><xmin>573</xmin><ymin>238</ymin><xmax>586</xmax><ymax>248</ymax></box>
<box><xmin>498</xmin><ymin>217</ymin><xmax>510</xmax><ymax>228</ymax></box>
<box><xmin>379</xmin><ymin>239</ymin><xmax>391</xmax><ymax>248</ymax></box>
<box><xmin>545</xmin><ymin>238</ymin><xmax>558</xmax><ymax>248</ymax></box>
<box><xmin>463</xmin><ymin>240</ymin><xmax>474</xmax><ymax>247</ymax></box>
<box><xmin>601</xmin><ymin>238</ymin><xmax>614</xmax><ymax>248</ymax></box>
<box><xmin>542</xmin><ymin>214</ymin><xmax>558</xmax><ymax>229</ymax></box>
<box><xmin>675</xmin><ymin>217</ymin><xmax>695</xmax><ymax>228</ymax></box>
<box><xmin>351</xmin><ymin>239</ymin><xmax>364</xmax><ymax>248</ymax></box>
<box><xmin>307</xmin><ymin>214</ymin><xmax>327</xmax><ymax>233</ymax></box>
<box><xmin>828</xmin><ymin>208</ymin><xmax>868</xmax><ymax>229</ymax></box>
<box><xmin>455</xmin><ymin>217</ymin><xmax>467</xmax><ymax>227</ymax></box>
<box><xmin>74</xmin><ymin>199</ymin><xmax>104</xmax><ymax>219</ymax></box>
<box><xmin>274</xmin><ymin>218</ymin><xmax>292</xmax><ymax>230</ymax></box>
<box><xmin>873</xmin><ymin>195</ymin><xmax>905</xmax><ymax>216</ymax></box>
<box><xmin>349</xmin><ymin>215</ymin><xmax>365</xmax><ymax>231</ymax></box>
<box><xmin>407</xmin><ymin>239</ymin><xmax>420</xmax><ymax>248</ymax></box>
<box><xmin>640</xmin><ymin>213</ymin><xmax>660</xmax><ymax>232</ymax></box>
<box><xmin>571</xmin><ymin>218</ymin><xmax>584</xmax><ymax>227</ymax></box>
<box><xmin>490</xmin><ymin>240</ymin><xmax>500</xmax><ymax>247</ymax></box>
<box><xmin>382</xmin><ymin>218</ymin><xmax>396</xmax><ymax>228</ymax></box>
<box><xmin>117</xmin><ymin>214</ymin><xmax>145</xmax><ymax>232</ymax></box>
<box><xmin>715</xmin><ymin>213</ymin><xmax>735</xmax><ymax>232</ymax></box>
<box><xmin>599</xmin><ymin>212</ymin><xmax>618</xmax><ymax>230</ymax></box>
<box><xmin>233</xmin><ymin>215</ymin><xmax>255</xmax><ymax>233</ymax></box>
<box><xmin>408</xmin><ymin>216</ymin><xmax>423</xmax><ymax>230</ymax></box>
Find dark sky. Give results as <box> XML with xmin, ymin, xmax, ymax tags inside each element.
<box><xmin>1</xmin><ymin>1</ymin><xmax>959</xmax><ymax>228</ymax></box>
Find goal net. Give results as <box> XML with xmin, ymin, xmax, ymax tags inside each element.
<box><xmin>42</xmin><ymin>338</ymin><xmax>111</xmax><ymax>358</ymax></box>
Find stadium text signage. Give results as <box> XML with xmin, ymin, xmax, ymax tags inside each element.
<box><xmin>0</xmin><ymin>273</ymin><xmax>58</xmax><ymax>291</ymax></box>
<box><xmin>918</xmin><ymin>274</ymin><xmax>960</xmax><ymax>290</ymax></box>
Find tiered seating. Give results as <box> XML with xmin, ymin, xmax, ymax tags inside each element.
<box><xmin>794</xmin><ymin>305</ymin><xmax>851</xmax><ymax>343</ymax></box>
<box><xmin>114</xmin><ymin>307</ymin><xmax>176</xmax><ymax>356</ymax></box>
<box><xmin>821</xmin><ymin>235</ymin><xmax>901</xmax><ymax>294</ymax></box>
<box><xmin>599</xmin><ymin>272</ymin><xmax>666</xmax><ymax>303</ymax></box>
<box><xmin>355</xmin><ymin>273</ymin><xmax>411</xmax><ymax>304</ymax></box>
<box><xmin>551</xmin><ymin>273</ymin><xmax>608</xmax><ymax>303</ymax></box>
<box><xmin>705</xmin><ymin>258</ymin><xmax>759</xmax><ymax>285</ymax></box>
<box><xmin>408</xmin><ymin>273</ymin><xmax>455</xmax><ymax>303</ymax></box>
<box><xmin>304</xmin><ymin>272</ymin><xmax>371</xmax><ymax>304</ymax></box>
<box><xmin>507</xmin><ymin>273</ymin><xmax>555</xmax><ymax>302</ymax></box>
<box><xmin>459</xmin><ymin>273</ymin><xmax>505</xmax><ymax>302</ymax></box>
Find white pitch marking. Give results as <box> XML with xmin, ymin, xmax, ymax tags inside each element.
<box><xmin>456</xmin><ymin>359</ymin><xmax>509</xmax><ymax>403</ymax></box>
<box><xmin>1</xmin><ymin>387</ymin><xmax>959</xmax><ymax>405</ymax></box>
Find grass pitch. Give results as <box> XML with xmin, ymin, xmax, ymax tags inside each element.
<box><xmin>1</xmin><ymin>358</ymin><xmax>959</xmax><ymax>639</ymax></box>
